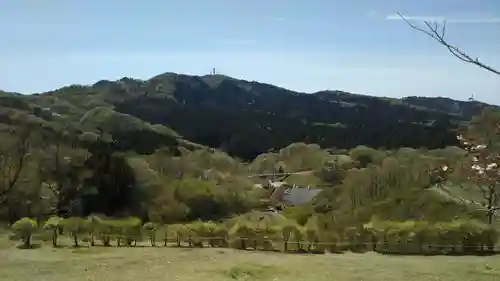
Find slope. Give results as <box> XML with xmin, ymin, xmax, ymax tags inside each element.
<box><xmin>2</xmin><ymin>72</ymin><xmax>494</xmax><ymax>160</ymax></box>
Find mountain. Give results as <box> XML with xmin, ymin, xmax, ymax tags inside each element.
<box><xmin>0</xmin><ymin>72</ymin><xmax>492</xmax><ymax>160</ymax></box>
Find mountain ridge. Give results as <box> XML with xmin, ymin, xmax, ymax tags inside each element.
<box><xmin>8</xmin><ymin>72</ymin><xmax>491</xmax><ymax>106</ymax></box>
<box><xmin>0</xmin><ymin>72</ymin><xmax>494</xmax><ymax>160</ymax></box>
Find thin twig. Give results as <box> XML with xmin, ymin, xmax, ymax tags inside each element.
<box><xmin>397</xmin><ymin>12</ymin><xmax>500</xmax><ymax>76</ymax></box>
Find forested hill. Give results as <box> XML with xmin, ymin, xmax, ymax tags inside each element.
<box><xmin>1</xmin><ymin>73</ymin><xmax>493</xmax><ymax>160</ymax></box>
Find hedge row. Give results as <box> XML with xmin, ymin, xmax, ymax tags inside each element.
<box><xmin>9</xmin><ymin>216</ymin><xmax>500</xmax><ymax>255</ymax></box>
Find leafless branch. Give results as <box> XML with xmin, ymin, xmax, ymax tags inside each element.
<box><xmin>397</xmin><ymin>12</ymin><xmax>500</xmax><ymax>76</ymax></box>
<box><xmin>0</xmin><ymin>131</ymin><xmax>31</xmax><ymax>204</ymax></box>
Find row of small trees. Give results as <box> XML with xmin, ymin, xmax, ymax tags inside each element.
<box><xmin>10</xmin><ymin>215</ymin><xmax>499</xmax><ymax>255</ymax></box>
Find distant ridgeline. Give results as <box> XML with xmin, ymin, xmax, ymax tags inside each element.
<box><xmin>0</xmin><ymin>72</ymin><xmax>493</xmax><ymax>160</ymax></box>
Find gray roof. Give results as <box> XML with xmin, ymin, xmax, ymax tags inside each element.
<box><xmin>282</xmin><ymin>187</ymin><xmax>322</xmax><ymax>205</ymax></box>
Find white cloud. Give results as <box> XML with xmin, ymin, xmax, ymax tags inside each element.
<box><xmin>386</xmin><ymin>14</ymin><xmax>444</xmax><ymax>22</ymax></box>
<box><xmin>386</xmin><ymin>14</ymin><xmax>500</xmax><ymax>23</ymax></box>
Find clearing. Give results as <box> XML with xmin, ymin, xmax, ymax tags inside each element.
<box><xmin>0</xmin><ymin>242</ymin><xmax>499</xmax><ymax>281</ymax></box>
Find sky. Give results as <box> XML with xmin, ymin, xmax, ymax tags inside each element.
<box><xmin>1</xmin><ymin>0</ymin><xmax>499</xmax><ymax>104</ymax></box>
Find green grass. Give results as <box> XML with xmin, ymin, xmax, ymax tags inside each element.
<box><xmin>1</xmin><ymin>237</ymin><xmax>499</xmax><ymax>281</ymax></box>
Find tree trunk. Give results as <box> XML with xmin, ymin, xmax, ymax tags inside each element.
<box><xmin>103</xmin><ymin>236</ymin><xmax>110</xmax><ymax>246</ymax></box>
<box><xmin>52</xmin><ymin>229</ymin><xmax>58</xmax><ymax>247</ymax></box>
<box><xmin>73</xmin><ymin>235</ymin><xmax>79</xmax><ymax>247</ymax></box>
<box><xmin>24</xmin><ymin>235</ymin><xmax>31</xmax><ymax>248</ymax></box>
<box><xmin>487</xmin><ymin>209</ymin><xmax>494</xmax><ymax>225</ymax></box>
<box><xmin>486</xmin><ymin>184</ymin><xmax>497</xmax><ymax>225</ymax></box>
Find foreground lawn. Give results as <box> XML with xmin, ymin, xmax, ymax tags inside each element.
<box><xmin>1</xmin><ymin>242</ymin><xmax>499</xmax><ymax>281</ymax></box>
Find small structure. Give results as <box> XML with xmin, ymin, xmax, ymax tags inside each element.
<box><xmin>267</xmin><ymin>180</ymin><xmax>322</xmax><ymax>206</ymax></box>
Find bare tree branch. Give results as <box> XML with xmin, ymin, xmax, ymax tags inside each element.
<box><xmin>397</xmin><ymin>12</ymin><xmax>500</xmax><ymax>76</ymax></box>
<box><xmin>0</xmin><ymin>131</ymin><xmax>31</xmax><ymax>204</ymax></box>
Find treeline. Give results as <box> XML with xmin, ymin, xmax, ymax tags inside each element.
<box><xmin>2</xmin><ymin>107</ymin><xmax>500</xmax><ymax>256</ymax></box>
<box><xmin>0</xmin><ymin>130</ymin><xmax>490</xmax><ymax>228</ymax></box>
<box><xmin>10</xmin><ymin>214</ymin><xmax>499</xmax><ymax>255</ymax></box>
<box><xmin>0</xmin><ymin>128</ymin><xmax>260</xmax><ymax>224</ymax></box>
<box><xmin>115</xmin><ymin>86</ymin><xmax>463</xmax><ymax>160</ymax></box>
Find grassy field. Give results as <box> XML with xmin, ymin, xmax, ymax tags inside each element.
<box><xmin>1</xmin><ymin>237</ymin><xmax>499</xmax><ymax>281</ymax></box>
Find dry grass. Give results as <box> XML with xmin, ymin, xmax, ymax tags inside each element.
<box><xmin>1</xmin><ymin>237</ymin><xmax>499</xmax><ymax>281</ymax></box>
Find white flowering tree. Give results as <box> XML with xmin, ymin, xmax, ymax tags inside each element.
<box><xmin>397</xmin><ymin>12</ymin><xmax>500</xmax><ymax>224</ymax></box>
<box><xmin>456</xmin><ymin>108</ymin><xmax>500</xmax><ymax>224</ymax></box>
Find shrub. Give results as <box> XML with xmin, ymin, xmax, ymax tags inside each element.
<box><xmin>62</xmin><ymin>217</ymin><xmax>90</xmax><ymax>247</ymax></box>
<box><xmin>229</xmin><ymin>222</ymin><xmax>256</xmax><ymax>250</ymax></box>
<box><xmin>160</xmin><ymin>225</ymin><xmax>168</xmax><ymax>247</ymax></box>
<box><xmin>212</xmin><ymin>224</ymin><xmax>229</xmax><ymax>247</ymax></box>
<box><xmin>200</xmin><ymin>221</ymin><xmax>217</xmax><ymax>247</ymax></box>
<box><xmin>304</xmin><ymin>218</ymin><xmax>320</xmax><ymax>252</ymax></box>
<box><xmin>115</xmin><ymin>217</ymin><xmax>142</xmax><ymax>247</ymax></box>
<box><xmin>12</xmin><ymin>218</ymin><xmax>38</xmax><ymax>248</ymax></box>
<box><xmin>43</xmin><ymin>216</ymin><xmax>63</xmax><ymax>247</ymax></box>
<box><xmin>168</xmin><ymin>224</ymin><xmax>188</xmax><ymax>247</ymax></box>
<box><xmin>91</xmin><ymin>216</ymin><xmax>114</xmax><ymax>246</ymax></box>
<box><xmin>187</xmin><ymin>220</ymin><xmax>214</xmax><ymax>247</ymax></box>
<box><xmin>87</xmin><ymin>215</ymin><xmax>102</xmax><ymax>246</ymax></box>
<box><xmin>184</xmin><ymin>222</ymin><xmax>201</xmax><ymax>247</ymax></box>
<box><xmin>142</xmin><ymin>222</ymin><xmax>157</xmax><ymax>246</ymax></box>
<box><xmin>364</xmin><ymin>218</ymin><xmax>499</xmax><ymax>255</ymax></box>
<box><xmin>280</xmin><ymin>223</ymin><xmax>299</xmax><ymax>252</ymax></box>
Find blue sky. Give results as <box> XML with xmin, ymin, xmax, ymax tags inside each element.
<box><xmin>1</xmin><ymin>0</ymin><xmax>499</xmax><ymax>103</ymax></box>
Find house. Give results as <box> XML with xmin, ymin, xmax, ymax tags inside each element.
<box><xmin>267</xmin><ymin>180</ymin><xmax>322</xmax><ymax>206</ymax></box>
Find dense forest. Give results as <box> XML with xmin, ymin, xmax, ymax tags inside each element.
<box><xmin>3</xmin><ymin>73</ymin><xmax>492</xmax><ymax>160</ymax></box>
<box><xmin>1</xmin><ymin>73</ymin><xmax>499</xmax><ymax>254</ymax></box>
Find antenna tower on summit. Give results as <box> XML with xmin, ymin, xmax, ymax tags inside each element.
<box><xmin>212</xmin><ymin>68</ymin><xmax>217</xmax><ymax>75</ymax></box>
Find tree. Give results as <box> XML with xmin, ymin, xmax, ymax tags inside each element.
<box><xmin>280</xmin><ymin>223</ymin><xmax>299</xmax><ymax>252</ymax></box>
<box><xmin>0</xmin><ymin>130</ymin><xmax>31</xmax><ymax>206</ymax></box>
<box><xmin>43</xmin><ymin>216</ymin><xmax>63</xmax><ymax>247</ymax></box>
<box><xmin>399</xmin><ymin>13</ymin><xmax>500</xmax><ymax>223</ymax></box>
<box><xmin>38</xmin><ymin>142</ymin><xmax>91</xmax><ymax>217</ymax></box>
<box><xmin>11</xmin><ymin>217</ymin><xmax>37</xmax><ymax>248</ymax></box>
<box><xmin>398</xmin><ymin>13</ymin><xmax>500</xmax><ymax>76</ymax></box>
<box><xmin>456</xmin><ymin>108</ymin><xmax>500</xmax><ymax>224</ymax></box>
<box><xmin>62</xmin><ymin>217</ymin><xmax>90</xmax><ymax>247</ymax></box>
<box><xmin>142</xmin><ymin>222</ymin><xmax>157</xmax><ymax>246</ymax></box>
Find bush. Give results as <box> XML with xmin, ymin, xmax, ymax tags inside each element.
<box><xmin>62</xmin><ymin>217</ymin><xmax>90</xmax><ymax>247</ymax></box>
<box><xmin>364</xmin><ymin>218</ymin><xmax>499</xmax><ymax>255</ymax></box>
<box><xmin>168</xmin><ymin>224</ymin><xmax>188</xmax><ymax>247</ymax></box>
<box><xmin>229</xmin><ymin>222</ymin><xmax>256</xmax><ymax>250</ymax></box>
<box><xmin>142</xmin><ymin>222</ymin><xmax>157</xmax><ymax>246</ymax></box>
<box><xmin>8</xmin><ymin>214</ymin><xmax>498</xmax><ymax>256</ymax></box>
<box><xmin>304</xmin><ymin>218</ymin><xmax>320</xmax><ymax>252</ymax></box>
<box><xmin>12</xmin><ymin>218</ymin><xmax>38</xmax><ymax>248</ymax></box>
<box><xmin>43</xmin><ymin>216</ymin><xmax>63</xmax><ymax>247</ymax></box>
<box><xmin>115</xmin><ymin>217</ymin><xmax>142</xmax><ymax>247</ymax></box>
<box><xmin>280</xmin><ymin>223</ymin><xmax>299</xmax><ymax>252</ymax></box>
<box><xmin>88</xmin><ymin>215</ymin><xmax>114</xmax><ymax>246</ymax></box>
